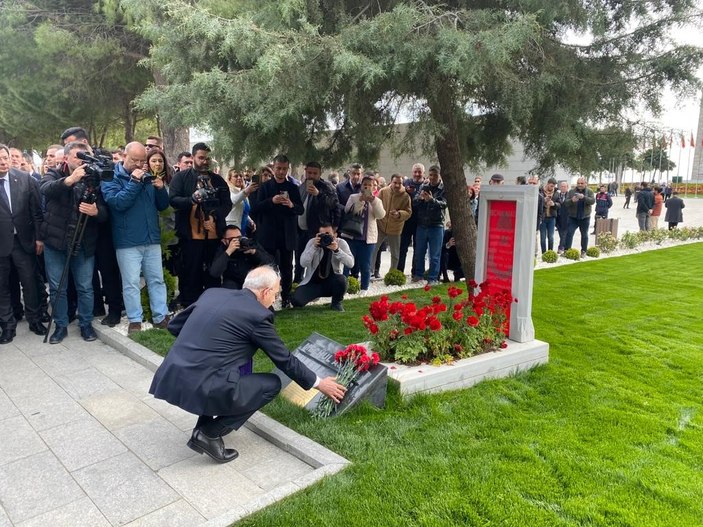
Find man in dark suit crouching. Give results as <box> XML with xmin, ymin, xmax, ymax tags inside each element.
<box><xmin>149</xmin><ymin>265</ymin><xmax>346</xmax><ymax>463</ymax></box>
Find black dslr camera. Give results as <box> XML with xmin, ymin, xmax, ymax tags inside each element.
<box><xmin>319</xmin><ymin>233</ymin><xmax>334</xmax><ymax>247</ymax></box>
<box><xmin>238</xmin><ymin>236</ymin><xmax>254</xmax><ymax>251</ymax></box>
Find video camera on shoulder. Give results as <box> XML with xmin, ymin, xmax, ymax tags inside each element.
<box><xmin>76</xmin><ymin>151</ymin><xmax>114</xmax><ymax>184</ymax></box>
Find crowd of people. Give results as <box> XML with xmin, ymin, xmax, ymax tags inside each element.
<box><xmin>0</xmin><ymin>127</ymin><xmax>690</xmax><ymax>346</ymax></box>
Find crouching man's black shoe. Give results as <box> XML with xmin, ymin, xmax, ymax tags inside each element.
<box><xmin>187</xmin><ymin>429</ymin><xmax>239</xmax><ymax>463</ymax></box>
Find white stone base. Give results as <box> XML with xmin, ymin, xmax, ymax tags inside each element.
<box><xmin>385</xmin><ymin>339</ymin><xmax>549</xmax><ymax>396</ymax></box>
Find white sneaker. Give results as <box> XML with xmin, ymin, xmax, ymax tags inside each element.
<box><xmin>358</xmin><ymin>290</ymin><xmax>369</xmax><ymax>297</ymax></box>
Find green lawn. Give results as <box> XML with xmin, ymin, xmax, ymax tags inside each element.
<box><xmin>135</xmin><ymin>244</ymin><xmax>703</xmax><ymax>526</ymax></box>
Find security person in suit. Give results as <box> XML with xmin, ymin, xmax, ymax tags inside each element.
<box><xmin>149</xmin><ymin>265</ymin><xmax>346</xmax><ymax>463</ymax></box>
<box><xmin>0</xmin><ymin>145</ymin><xmax>47</xmax><ymax>344</ymax></box>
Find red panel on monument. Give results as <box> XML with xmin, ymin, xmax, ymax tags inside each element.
<box><xmin>486</xmin><ymin>200</ymin><xmax>516</xmax><ymax>331</ymax></box>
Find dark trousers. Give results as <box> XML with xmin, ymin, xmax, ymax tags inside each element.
<box><xmin>565</xmin><ymin>217</ymin><xmax>590</xmax><ymax>252</ymax></box>
<box><xmin>294</xmin><ymin>228</ymin><xmax>314</xmax><ymax>283</ymax></box>
<box><xmin>93</xmin><ymin>229</ymin><xmax>123</xmax><ymax>314</ymax></box>
<box><xmin>291</xmin><ymin>273</ymin><xmax>346</xmax><ymax>307</ymax></box>
<box><xmin>397</xmin><ymin>220</ymin><xmax>416</xmax><ymax>274</ymax></box>
<box><xmin>178</xmin><ymin>238</ymin><xmax>220</xmax><ymax>306</ymax></box>
<box><xmin>265</xmin><ymin>247</ymin><xmax>294</xmax><ymax>302</ymax></box>
<box><xmin>196</xmin><ymin>373</ymin><xmax>282</xmax><ymax>437</ymax></box>
<box><xmin>0</xmin><ymin>238</ymin><xmax>42</xmax><ymax>330</ymax></box>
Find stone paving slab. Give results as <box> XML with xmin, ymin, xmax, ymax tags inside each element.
<box><xmin>0</xmin><ymin>450</ymin><xmax>85</xmax><ymax>524</ymax></box>
<box><xmin>15</xmin><ymin>497</ymin><xmax>110</xmax><ymax>527</ymax></box>
<box><xmin>0</xmin><ymin>323</ymin><xmax>349</xmax><ymax>526</ymax></box>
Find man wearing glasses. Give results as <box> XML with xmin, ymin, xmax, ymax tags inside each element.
<box><xmin>144</xmin><ymin>136</ymin><xmax>163</xmax><ymax>152</ymax></box>
<box><xmin>209</xmin><ymin>225</ymin><xmax>273</xmax><ymax>289</ymax></box>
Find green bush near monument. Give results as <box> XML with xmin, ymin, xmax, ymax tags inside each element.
<box><xmin>383</xmin><ymin>268</ymin><xmax>406</xmax><ymax>286</ymax></box>
<box><xmin>347</xmin><ymin>276</ymin><xmax>361</xmax><ymax>295</ymax></box>
<box><xmin>586</xmin><ymin>246</ymin><xmax>601</xmax><ymax>258</ymax></box>
<box><xmin>563</xmin><ymin>248</ymin><xmax>581</xmax><ymax>260</ymax></box>
<box><xmin>541</xmin><ymin>250</ymin><xmax>558</xmax><ymax>263</ymax></box>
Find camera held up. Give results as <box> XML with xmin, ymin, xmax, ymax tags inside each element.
<box><xmin>75</xmin><ymin>150</ymin><xmax>114</xmax><ymax>204</ymax></box>
<box><xmin>319</xmin><ymin>233</ymin><xmax>334</xmax><ymax>248</ymax></box>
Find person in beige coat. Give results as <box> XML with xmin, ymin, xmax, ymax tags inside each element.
<box><xmin>371</xmin><ymin>174</ymin><xmax>412</xmax><ymax>273</ymax></box>
<box><xmin>340</xmin><ymin>175</ymin><xmax>385</xmax><ymax>294</ymax></box>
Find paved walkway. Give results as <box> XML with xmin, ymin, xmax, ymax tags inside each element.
<box><xmin>0</xmin><ymin>325</ymin><xmax>347</xmax><ymax>527</ymax></box>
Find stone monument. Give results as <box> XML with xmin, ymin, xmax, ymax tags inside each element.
<box><xmin>387</xmin><ymin>184</ymin><xmax>549</xmax><ymax>395</ymax></box>
<box><xmin>274</xmin><ymin>333</ymin><xmax>388</xmax><ymax>416</ymax></box>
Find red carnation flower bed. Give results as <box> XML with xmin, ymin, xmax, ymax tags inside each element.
<box><xmin>362</xmin><ymin>282</ymin><xmax>513</xmax><ymax>364</ymax></box>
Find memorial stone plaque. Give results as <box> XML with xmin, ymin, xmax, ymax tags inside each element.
<box><xmin>274</xmin><ymin>332</ymin><xmax>387</xmax><ymax>416</ymax></box>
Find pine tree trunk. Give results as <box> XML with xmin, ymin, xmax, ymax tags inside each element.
<box><xmin>152</xmin><ymin>69</ymin><xmax>190</xmax><ymax>164</ymax></box>
<box><xmin>428</xmin><ymin>86</ymin><xmax>477</xmax><ymax>281</ymax></box>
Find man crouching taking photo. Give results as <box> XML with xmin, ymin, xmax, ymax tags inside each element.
<box><xmin>291</xmin><ymin>224</ymin><xmax>354</xmax><ymax>312</ymax></box>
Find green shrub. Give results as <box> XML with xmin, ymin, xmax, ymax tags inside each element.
<box><xmin>383</xmin><ymin>268</ymin><xmax>407</xmax><ymax>286</ymax></box>
<box><xmin>596</xmin><ymin>232</ymin><xmax>618</xmax><ymax>253</ymax></box>
<box><xmin>290</xmin><ymin>282</ymin><xmax>299</xmax><ymax>294</ymax></box>
<box><xmin>649</xmin><ymin>228</ymin><xmax>667</xmax><ymax>244</ymax></box>
<box><xmin>586</xmin><ymin>246</ymin><xmax>601</xmax><ymax>258</ymax></box>
<box><xmin>347</xmin><ymin>276</ymin><xmax>360</xmax><ymax>294</ymax></box>
<box><xmin>620</xmin><ymin>231</ymin><xmax>639</xmax><ymax>249</ymax></box>
<box><xmin>141</xmin><ymin>269</ymin><xmax>177</xmax><ymax>322</ymax></box>
<box><xmin>563</xmin><ymin>248</ymin><xmax>581</xmax><ymax>260</ymax></box>
<box><xmin>541</xmin><ymin>250</ymin><xmax>558</xmax><ymax>263</ymax></box>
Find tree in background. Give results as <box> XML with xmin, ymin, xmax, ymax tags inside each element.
<box><xmin>81</xmin><ymin>2</ymin><xmax>703</xmax><ymax>275</ymax></box>
<box><xmin>0</xmin><ymin>0</ymin><xmax>189</xmax><ymax>162</ymax></box>
<box><xmin>638</xmin><ymin>147</ymin><xmax>676</xmax><ymax>181</ymax></box>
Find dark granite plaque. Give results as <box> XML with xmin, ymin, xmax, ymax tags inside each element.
<box><xmin>273</xmin><ymin>332</ymin><xmax>387</xmax><ymax>416</ymax></box>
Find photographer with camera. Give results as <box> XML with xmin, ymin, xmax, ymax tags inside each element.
<box><xmin>291</xmin><ymin>224</ymin><xmax>354</xmax><ymax>311</ymax></box>
<box><xmin>208</xmin><ymin>225</ymin><xmax>274</xmax><ymax>290</ymax></box>
<box><xmin>101</xmin><ymin>142</ymin><xmax>171</xmax><ymax>335</ymax></box>
<box><xmin>169</xmin><ymin>143</ymin><xmax>232</xmax><ymax>308</ymax></box>
<box><xmin>40</xmin><ymin>142</ymin><xmax>108</xmax><ymax>344</ymax></box>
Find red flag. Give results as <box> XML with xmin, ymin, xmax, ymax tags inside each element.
<box><xmin>681</xmin><ymin>134</ymin><xmax>686</xmax><ymax>148</ymax></box>
<box><xmin>669</xmin><ymin>131</ymin><xmax>674</xmax><ymax>148</ymax></box>
<box><xmin>691</xmin><ymin>132</ymin><xmax>695</xmax><ymax>147</ymax></box>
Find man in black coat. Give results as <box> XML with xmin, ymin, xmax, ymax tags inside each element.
<box><xmin>208</xmin><ymin>225</ymin><xmax>274</xmax><ymax>289</ymax></box>
<box><xmin>0</xmin><ymin>145</ymin><xmax>47</xmax><ymax>343</ymax></box>
<box><xmin>168</xmin><ymin>143</ymin><xmax>232</xmax><ymax>307</ymax></box>
<box><xmin>664</xmin><ymin>191</ymin><xmax>685</xmax><ymax>230</ymax></box>
<box><xmin>249</xmin><ymin>154</ymin><xmax>303</xmax><ymax>308</ymax></box>
<box><xmin>149</xmin><ymin>266</ymin><xmax>345</xmax><ymax>463</ymax></box>
<box><xmin>294</xmin><ymin>161</ymin><xmax>339</xmax><ymax>282</ymax></box>
<box><xmin>40</xmin><ymin>142</ymin><xmax>108</xmax><ymax>344</ymax></box>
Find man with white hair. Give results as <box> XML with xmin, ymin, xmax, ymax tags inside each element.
<box><xmin>149</xmin><ymin>265</ymin><xmax>347</xmax><ymax>463</ymax></box>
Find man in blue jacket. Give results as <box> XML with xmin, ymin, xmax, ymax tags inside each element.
<box><xmin>102</xmin><ymin>142</ymin><xmax>170</xmax><ymax>335</ymax></box>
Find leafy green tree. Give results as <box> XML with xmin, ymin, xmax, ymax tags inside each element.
<box><xmin>124</xmin><ymin>0</ymin><xmax>703</xmax><ymax>278</ymax></box>
<box><xmin>0</xmin><ymin>0</ymin><xmax>152</xmax><ymax>150</ymax></box>
<box><xmin>638</xmin><ymin>147</ymin><xmax>676</xmax><ymax>180</ymax></box>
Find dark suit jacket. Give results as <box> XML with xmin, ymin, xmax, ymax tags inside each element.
<box><xmin>0</xmin><ymin>168</ymin><xmax>43</xmax><ymax>257</ymax></box>
<box><xmin>664</xmin><ymin>196</ymin><xmax>685</xmax><ymax>223</ymax></box>
<box><xmin>298</xmin><ymin>179</ymin><xmax>340</xmax><ymax>233</ymax></box>
<box><xmin>149</xmin><ymin>288</ymin><xmax>316</xmax><ymax>416</ymax></box>
<box><xmin>249</xmin><ymin>178</ymin><xmax>303</xmax><ymax>251</ymax></box>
